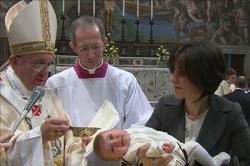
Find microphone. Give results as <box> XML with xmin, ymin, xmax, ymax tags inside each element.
<box><xmin>10</xmin><ymin>86</ymin><xmax>45</xmax><ymax>133</ymax></box>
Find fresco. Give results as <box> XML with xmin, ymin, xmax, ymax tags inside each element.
<box><xmin>109</xmin><ymin>0</ymin><xmax>250</xmax><ymax>45</ymax></box>
<box><xmin>1</xmin><ymin>0</ymin><xmax>249</xmax><ymax>45</ymax></box>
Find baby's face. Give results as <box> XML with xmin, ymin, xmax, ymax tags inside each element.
<box><xmin>100</xmin><ymin>129</ymin><xmax>131</xmax><ymax>160</ymax></box>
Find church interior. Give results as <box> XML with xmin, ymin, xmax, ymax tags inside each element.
<box><xmin>1</xmin><ymin>0</ymin><xmax>250</xmax><ymax>104</ymax></box>
<box><xmin>1</xmin><ymin>1</ymin><xmax>250</xmax><ymax>165</ymax></box>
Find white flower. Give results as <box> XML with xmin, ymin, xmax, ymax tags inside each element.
<box><xmin>103</xmin><ymin>40</ymin><xmax>119</xmax><ymax>58</ymax></box>
<box><xmin>156</xmin><ymin>45</ymin><xmax>169</xmax><ymax>63</ymax></box>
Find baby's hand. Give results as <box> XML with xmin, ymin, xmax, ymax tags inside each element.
<box><xmin>162</xmin><ymin>143</ymin><xmax>174</xmax><ymax>153</ymax></box>
<box><xmin>82</xmin><ymin>137</ymin><xmax>92</xmax><ymax>149</ymax></box>
<box><xmin>137</xmin><ymin>144</ymin><xmax>174</xmax><ymax>166</ymax></box>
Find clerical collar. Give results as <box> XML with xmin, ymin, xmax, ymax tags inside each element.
<box><xmin>73</xmin><ymin>59</ymin><xmax>108</xmax><ymax>78</ymax></box>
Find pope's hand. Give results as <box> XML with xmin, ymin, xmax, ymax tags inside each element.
<box><xmin>137</xmin><ymin>144</ymin><xmax>174</xmax><ymax>166</ymax></box>
<box><xmin>41</xmin><ymin>117</ymin><xmax>70</xmax><ymax>143</ymax></box>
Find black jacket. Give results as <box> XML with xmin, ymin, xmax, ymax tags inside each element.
<box><xmin>146</xmin><ymin>94</ymin><xmax>250</xmax><ymax>165</ymax></box>
<box><xmin>224</xmin><ymin>89</ymin><xmax>250</xmax><ymax>127</ymax></box>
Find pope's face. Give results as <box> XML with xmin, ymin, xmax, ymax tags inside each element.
<box><xmin>70</xmin><ymin>24</ymin><xmax>107</xmax><ymax>69</ymax></box>
<box><xmin>11</xmin><ymin>53</ymin><xmax>54</xmax><ymax>91</ymax></box>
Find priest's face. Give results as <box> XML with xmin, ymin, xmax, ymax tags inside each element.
<box><xmin>70</xmin><ymin>24</ymin><xmax>107</xmax><ymax>69</ymax></box>
<box><xmin>10</xmin><ymin>53</ymin><xmax>54</xmax><ymax>91</ymax></box>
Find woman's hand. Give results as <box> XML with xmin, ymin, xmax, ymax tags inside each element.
<box><xmin>137</xmin><ymin>144</ymin><xmax>174</xmax><ymax>166</ymax></box>
<box><xmin>162</xmin><ymin>143</ymin><xmax>174</xmax><ymax>153</ymax></box>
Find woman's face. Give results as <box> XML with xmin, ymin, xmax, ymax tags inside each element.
<box><xmin>170</xmin><ymin>61</ymin><xmax>202</xmax><ymax>101</ymax></box>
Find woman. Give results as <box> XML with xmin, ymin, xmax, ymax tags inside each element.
<box><xmin>145</xmin><ymin>40</ymin><xmax>250</xmax><ymax>165</ymax></box>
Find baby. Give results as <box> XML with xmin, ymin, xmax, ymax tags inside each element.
<box><xmin>93</xmin><ymin>126</ymin><xmax>230</xmax><ymax>166</ymax></box>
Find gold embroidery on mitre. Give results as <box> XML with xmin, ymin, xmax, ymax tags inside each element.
<box><xmin>39</xmin><ymin>0</ymin><xmax>54</xmax><ymax>52</ymax></box>
<box><xmin>12</xmin><ymin>41</ymin><xmax>55</xmax><ymax>55</ymax></box>
<box><xmin>11</xmin><ymin>0</ymin><xmax>55</xmax><ymax>55</ymax></box>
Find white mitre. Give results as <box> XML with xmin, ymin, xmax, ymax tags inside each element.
<box><xmin>5</xmin><ymin>0</ymin><xmax>57</xmax><ymax>56</ymax></box>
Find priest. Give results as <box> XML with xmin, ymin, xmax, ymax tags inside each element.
<box><xmin>46</xmin><ymin>15</ymin><xmax>153</xmax><ymax>166</ymax></box>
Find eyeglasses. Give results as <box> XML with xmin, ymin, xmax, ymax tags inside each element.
<box><xmin>77</xmin><ymin>45</ymin><xmax>103</xmax><ymax>55</ymax></box>
<box><xmin>16</xmin><ymin>57</ymin><xmax>55</xmax><ymax>71</ymax></box>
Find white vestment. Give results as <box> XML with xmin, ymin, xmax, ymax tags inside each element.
<box><xmin>124</xmin><ymin>126</ymin><xmax>230</xmax><ymax>166</ymax></box>
<box><xmin>46</xmin><ymin>63</ymin><xmax>153</xmax><ymax>166</ymax></box>
<box><xmin>0</xmin><ymin>66</ymin><xmax>85</xmax><ymax>166</ymax></box>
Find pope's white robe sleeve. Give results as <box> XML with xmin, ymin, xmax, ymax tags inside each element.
<box><xmin>0</xmin><ymin>127</ymin><xmax>52</xmax><ymax>166</ymax></box>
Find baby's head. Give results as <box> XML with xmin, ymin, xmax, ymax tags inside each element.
<box><xmin>93</xmin><ymin>129</ymin><xmax>131</xmax><ymax>161</ymax></box>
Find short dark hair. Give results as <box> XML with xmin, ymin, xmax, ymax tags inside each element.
<box><xmin>169</xmin><ymin>40</ymin><xmax>226</xmax><ymax>99</ymax></box>
<box><xmin>224</xmin><ymin>67</ymin><xmax>237</xmax><ymax>78</ymax></box>
<box><xmin>69</xmin><ymin>15</ymin><xmax>106</xmax><ymax>43</ymax></box>
<box><xmin>93</xmin><ymin>133</ymin><xmax>110</xmax><ymax>161</ymax></box>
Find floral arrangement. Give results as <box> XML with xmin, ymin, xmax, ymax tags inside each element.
<box><xmin>156</xmin><ymin>45</ymin><xmax>170</xmax><ymax>63</ymax></box>
<box><xmin>103</xmin><ymin>34</ymin><xmax>119</xmax><ymax>58</ymax></box>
